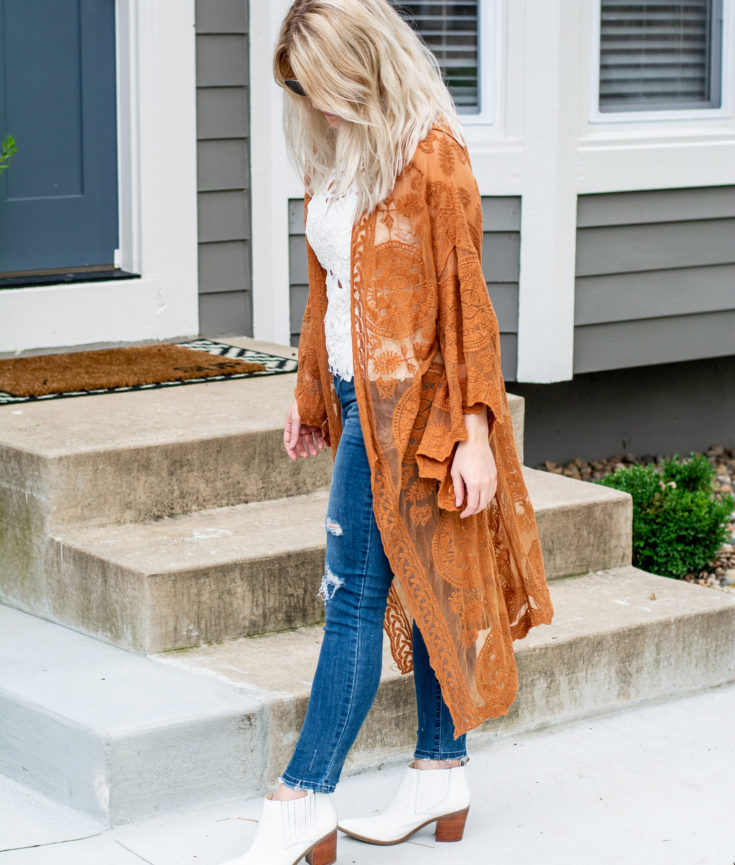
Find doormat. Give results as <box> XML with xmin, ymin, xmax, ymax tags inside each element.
<box><xmin>0</xmin><ymin>339</ymin><xmax>298</xmax><ymax>406</ymax></box>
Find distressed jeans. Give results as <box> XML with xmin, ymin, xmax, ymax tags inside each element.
<box><xmin>280</xmin><ymin>372</ymin><xmax>467</xmax><ymax>794</ymax></box>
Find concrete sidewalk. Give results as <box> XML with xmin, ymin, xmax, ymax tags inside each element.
<box><xmin>2</xmin><ymin>681</ymin><xmax>733</xmax><ymax>865</ymax></box>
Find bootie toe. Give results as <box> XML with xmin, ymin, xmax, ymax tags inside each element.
<box><xmin>219</xmin><ymin>784</ymin><xmax>338</xmax><ymax>865</ymax></box>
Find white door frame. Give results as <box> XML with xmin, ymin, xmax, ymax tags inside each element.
<box><xmin>249</xmin><ymin>0</ymin><xmax>298</xmax><ymax>347</ymax></box>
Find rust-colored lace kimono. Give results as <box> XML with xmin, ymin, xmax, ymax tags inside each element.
<box><xmin>295</xmin><ymin>123</ymin><xmax>554</xmax><ymax>738</ymax></box>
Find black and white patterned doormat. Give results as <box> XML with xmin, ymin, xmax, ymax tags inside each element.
<box><xmin>0</xmin><ymin>339</ymin><xmax>298</xmax><ymax>406</ymax></box>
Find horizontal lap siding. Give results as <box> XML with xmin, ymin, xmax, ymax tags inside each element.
<box><xmin>574</xmin><ymin>187</ymin><xmax>735</xmax><ymax>374</ymax></box>
<box><xmin>289</xmin><ymin>196</ymin><xmax>521</xmax><ymax>381</ymax></box>
<box><xmin>195</xmin><ymin>0</ymin><xmax>252</xmax><ymax>336</ymax></box>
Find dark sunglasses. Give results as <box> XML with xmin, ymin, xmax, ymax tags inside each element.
<box><xmin>285</xmin><ymin>78</ymin><xmax>308</xmax><ymax>97</ymax></box>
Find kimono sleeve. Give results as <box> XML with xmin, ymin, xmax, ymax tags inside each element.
<box><xmin>415</xmin><ymin>132</ymin><xmax>505</xmax><ymax>509</ymax></box>
<box><xmin>293</xmin><ymin>195</ymin><xmax>329</xmax><ymax>437</ymax></box>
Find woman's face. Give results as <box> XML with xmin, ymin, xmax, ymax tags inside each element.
<box><xmin>310</xmin><ymin>100</ymin><xmax>343</xmax><ymax>128</ymax></box>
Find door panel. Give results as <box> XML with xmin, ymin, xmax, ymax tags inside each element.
<box><xmin>0</xmin><ymin>0</ymin><xmax>118</xmax><ymax>276</ymax></box>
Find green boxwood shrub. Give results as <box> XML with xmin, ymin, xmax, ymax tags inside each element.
<box><xmin>595</xmin><ymin>452</ymin><xmax>734</xmax><ymax>579</ymax></box>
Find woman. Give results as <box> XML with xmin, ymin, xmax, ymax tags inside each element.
<box><xmin>219</xmin><ymin>1</ymin><xmax>554</xmax><ymax>862</ymax></box>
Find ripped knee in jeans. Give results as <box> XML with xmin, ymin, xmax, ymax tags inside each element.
<box><xmin>318</xmin><ymin>562</ymin><xmax>344</xmax><ymax>602</ymax></box>
<box><xmin>324</xmin><ymin>515</ymin><xmax>343</xmax><ymax>537</ymax></box>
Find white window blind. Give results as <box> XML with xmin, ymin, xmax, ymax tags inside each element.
<box><xmin>599</xmin><ymin>0</ymin><xmax>723</xmax><ymax>111</ymax></box>
<box><xmin>390</xmin><ymin>1</ymin><xmax>480</xmax><ymax>112</ymax></box>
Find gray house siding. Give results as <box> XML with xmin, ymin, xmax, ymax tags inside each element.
<box><xmin>574</xmin><ymin>186</ymin><xmax>735</xmax><ymax>374</ymax></box>
<box><xmin>289</xmin><ymin>196</ymin><xmax>521</xmax><ymax>381</ymax></box>
<box><xmin>195</xmin><ymin>0</ymin><xmax>252</xmax><ymax>336</ymax></box>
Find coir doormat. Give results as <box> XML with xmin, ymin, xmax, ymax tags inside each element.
<box><xmin>0</xmin><ymin>339</ymin><xmax>298</xmax><ymax>406</ymax></box>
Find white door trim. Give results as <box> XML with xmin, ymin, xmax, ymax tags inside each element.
<box><xmin>249</xmin><ymin>0</ymin><xmax>298</xmax><ymax>346</ymax></box>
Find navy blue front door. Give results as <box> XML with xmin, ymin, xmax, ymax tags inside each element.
<box><xmin>0</xmin><ymin>0</ymin><xmax>118</xmax><ymax>277</ymax></box>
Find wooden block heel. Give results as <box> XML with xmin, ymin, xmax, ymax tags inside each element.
<box><xmin>435</xmin><ymin>806</ymin><xmax>469</xmax><ymax>842</ymax></box>
<box><xmin>305</xmin><ymin>828</ymin><xmax>337</xmax><ymax>865</ymax></box>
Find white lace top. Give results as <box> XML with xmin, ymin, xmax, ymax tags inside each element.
<box><xmin>305</xmin><ymin>176</ymin><xmax>359</xmax><ymax>382</ymax></box>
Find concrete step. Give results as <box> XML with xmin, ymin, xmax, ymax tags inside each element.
<box><xmin>4</xmin><ymin>567</ymin><xmax>732</xmax><ymax>829</ymax></box>
<box><xmin>0</xmin><ymin>605</ymin><xmax>266</xmax><ymax>828</ymax></box>
<box><xmin>15</xmin><ymin>468</ymin><xmax>630</xmax><ymax>653</ymax></box>
<box><xmin>154</xmin><ymin>566</ymin><xmax>735</xmax><ymax>789</ymax></box>
<box><xmin>0</xmin><ymin>336</ymin><xmax>527</xmax><ymax>639</ymax></box>
<box><xmin>0</xmin><ymin>339</ymin><xmax>328</xmax><ymax>532</ymax></box>
<box><xmin>0</xmin><ymin>335</ymin><xmax>527</xmax><ymax>531</ymax></box>
<box><xmin>51</xmin><ymin>488</ymin><xmax>332</xmax><ymax>652</ymax></box>
<box><xmin>4</xmin><ymin>683</ymin><xmax>733</xmax><ymax>864</ymax></box>
<box><xmin>526</xmin><ymin>465</ymin><xmax>632</xmax><ymax>576</ymax></box>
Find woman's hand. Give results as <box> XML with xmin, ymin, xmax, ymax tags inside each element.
<box><xmin>450</xmin><ymin>407</ymin><xmax>497</xmax><ymax>518</ymax></box>
<box><xmin>284</xmin><ymin>398</ymin><xmax>326</xmax><ymax>460</ymax></box>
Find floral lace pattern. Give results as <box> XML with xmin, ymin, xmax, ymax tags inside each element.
<box><xmin>305</xmin><ymin>177</ymin><xmax>358</xmax><ymax>381</ymax></box>
<box><xmin>294</xmin><ymin>123</ymin><xmax>555</xmax><ymax>737</ymax></box>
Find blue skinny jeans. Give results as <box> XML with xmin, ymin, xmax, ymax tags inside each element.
<box><xmin>280</xmin><ymin>373</ymin><xmax>467</xmax><ymax>794</ymax></box>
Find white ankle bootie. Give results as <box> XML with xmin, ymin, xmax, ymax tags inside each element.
<box><xmin>337</xmin><ymin>758</ymin><xmax>470</xmax><ymax>846</ymax></box>
<box><xmin>219</xmin><ymin>783</ymin><xmax>338</xmax><ymax>865</ymax></box>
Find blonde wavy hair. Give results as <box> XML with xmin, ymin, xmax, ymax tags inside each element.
<box><xmin>273</xmin><ymin>0</ymin><xmax>466</xmax><ymax>217</ymax></box>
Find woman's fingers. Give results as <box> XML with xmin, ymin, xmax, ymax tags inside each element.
<box><xmin>451</xmin><ymin>438</ymin><xmax>499</xmax><ymax>518</ymax></box>
<box><xmin>294</xmin><ymin>431</ymin><xmax>308</xmax><ymax>458</ymax></box>
<box><xmin>460</xmin><ymin>480</ymin><xmax>480</xmax><ymax>518</ymax></box>
<box><xmin>284</xmin><ymin>419</ymin><xmax>325</xmax><ymax>460</ymax></box>
<box><xmin>452</xmin><ymin>469</ymin><xmax>465</xmax><ymax>509</ymax></box>
<box><xmin>295</xmin><ymin>429</ymin><xmax>315</xmax><ymax>458</ymax></box>
<box><xmin>457</xmin><ymin>473</ymin><xmax>497</xmax><ymax>517</ymax></box>
<box><xmin>284</xmin><ymin>416</ymin><xmax>297</xmax><ymax>460</ymax></box>
<box><xmin>284</xmin><ymin>399</ymin><xmax>327</xmax><ymax>460</ymax></box>
<box><xmin>284</xmin><ymin>400</ymin><xmax>301</xmax><ymax>460</ymax></box>
<box><xmin>302</xmin><ymin>429</ymin><xmax>318</xmax><ymax>456</ymax></box>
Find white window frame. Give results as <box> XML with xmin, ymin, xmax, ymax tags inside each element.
<box><xmin>588</xmin><ymin>0</ymin><xmax>733</xmax><ymax>124</ymax></box>
<box><xmin>455</xmin><ymin>0</ymin><xmax>500</xmax><ymax>125</ymax></box>
<box><xmin>393</xmin><ymin>0</ymin><xmax>499</xmax><ymax>126</ymax></box>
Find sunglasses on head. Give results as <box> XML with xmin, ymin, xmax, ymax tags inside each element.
<box><xmin>285</xmin><ymin>78</ymin><xmax>307</xmax><ymax>97</ymax></box>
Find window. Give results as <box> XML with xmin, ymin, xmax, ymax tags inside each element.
<box><xmin>598</xmin><ymin>0</ymin><xmax>724</xmax><ymax>112</ymax></box>
<box><xmin>390</xmin><ymin>1</ymin><xmax>481</xmax><ymax>113</ymax></box>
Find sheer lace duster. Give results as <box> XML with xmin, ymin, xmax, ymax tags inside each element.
<box><xmin>294</xmin><ymin>124</ymin><xmax>554</xmax><ymax>737</ymax></box>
